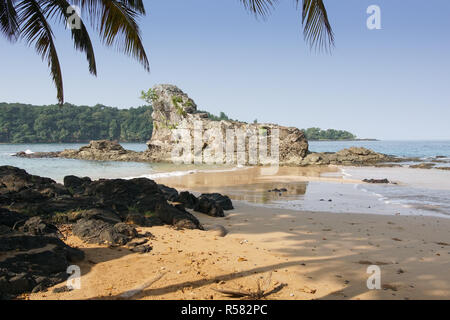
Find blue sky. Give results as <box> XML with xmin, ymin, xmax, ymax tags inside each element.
<box><xmin>1</xmin><ymin>0</ymin><xmax>450</xmax><ymax>140</ymax></box>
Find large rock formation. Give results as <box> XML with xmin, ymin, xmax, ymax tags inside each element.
<box><xmin>145</xmin><ymin>84</ymin><xmax>309</xmax><ymax>166</ymax></box>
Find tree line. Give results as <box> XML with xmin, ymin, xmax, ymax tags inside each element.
<box><xmin>302</xmin><ymin>127</ymin><xmax>356</xmax><ymax>141</ymax></box>
<box><xmin>0</xmin><ymin>103</ymin><xmax>153</xmax><ymax>143</ymax></box>
<box><xmin>0</xmin><ymin>103</ymin><xmax>357</xmax><ymax>143</ymax></box>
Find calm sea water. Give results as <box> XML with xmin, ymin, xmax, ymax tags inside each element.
<box><xmin>309</xmin><ymin>140</ymin><xmax>450</xmax><ymax>158</ymax></box>
<box><xmin>0</xmin><ymin>143</ymin><xmax>153</xmax><ymax>183</ymax></box>
<box><xmin>1</xmin><ymin>141</ymin><xmax>450</xmax><ymax>217</ymax></box>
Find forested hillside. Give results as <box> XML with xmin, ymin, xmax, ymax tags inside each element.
<box><xmin>0</xmin><ymin>103</ymin><xmax>153</xmax><ymax>143</ymax></box>
<box><xmin>0</xmin><ymin>103</ymin><xmax>358</xmax><ymax>143</ymax></box>
<box><xmin>302</xmin><ymin>127</ymin><xmax>357</xmax><ymax>141</ymax></box>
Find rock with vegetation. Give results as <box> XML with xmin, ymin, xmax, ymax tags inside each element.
<box><xmin>145</xmin><ymin>84</ymin><xmax>309</xmax><ymax>165</ymax></box>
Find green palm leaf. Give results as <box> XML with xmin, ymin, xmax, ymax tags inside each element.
<box><xmin>2</xmin><ymin>0</ymin><xmax>334</xmax><ymax>104</ymax></box>
<box><xmin>42</xmin><ymin>0</ymin><xmax>97</xmax><ymax>75</ymax></box>
<box><xmin>300</xmin><ymin>0</ymin><xmax>334</xmax><ymax>51</ymax></box>
<box><xmin>0</xmin><ymin>0</ymin><xmax>19</xmax><ymax>41</ymax></box>
<box><xmin>240</xmin><ymin>0</ymin><xmax>276</xmax><ymax>17</ymax></box>
<box><xmin>241</xmin><ymin>0</ymin><xmax>334</xmax><ymax>51</ymax></box>
<box><xmin>71</xmin><ymin>0</ymin><xmax>149</xmax><ymax>71</ymax></box>
<box><xmin>17</xmin><ymin>0</ymin><xmax>64</xmax><ymax>104</ymax></box>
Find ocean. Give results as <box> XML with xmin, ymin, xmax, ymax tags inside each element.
<box><xmin>1</xmin><ymin>140</ymin><xmax>450</xmax><ymax>218</ymax></box>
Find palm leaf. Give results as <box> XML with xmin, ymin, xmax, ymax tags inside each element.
<box><xmin>41</xmin><ymin>0</ymin><xmax>97</xmax><ymax>75</ymax></box>
<box><xmin>300</xmin><ymin>0</ymin><xmax>334</xmax><ymax>51</ymax></box>
<box><xmin>17</xmin><ymin>0</ymin><xmax>64</xmax><ymax>104</ymax></box>
<box><xmin>0</xmin><ymin>0</ymin><xmax>19</xmax><ymax>41</ymax></box>
<box><xmin>240</xmin><ymin>0</ymin><xmax>276</xmax><ymax>17</ymax></box>
<box><xmin>71</xmin><ymin>0</ymin><xmax>149</xmax><ymax>71</ymax></box>
<box><xmin>240</xmin><ymin>0</ymin><xmax>334</xmax><ymax>51</ymax></box>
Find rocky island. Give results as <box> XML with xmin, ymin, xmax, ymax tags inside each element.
<box><xmin>14</xmin><ymin>84</ymin><xmax>397</xmax><ymax>167</ymax></box>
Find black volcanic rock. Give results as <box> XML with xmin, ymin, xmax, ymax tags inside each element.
<box><xmin>158</xmin><ymin>184</ymin><xmax>179</xmax><ymax>202</ymax></box>
<box><xmin>199</xmin><ymin>193</ymin><xmax>234</xmax><ymax>211</ymax></box>
<box><xmin>194</xmin><ymin>197</ymin><xmax>225</xmax><ymax>217</ymax></box>
<box><xmin>177</xmin><ymin>191</ymin><xmax>199</xmax><ymax>209</ymax></box>
<box><xmin>72</xmin><ymin>219</ymin><xmax>138</xmax><ymax>246</ymax></box>
<box><xmin>0</xmin><ymin>233</ymin><xmax>84</xmax><ymax>297</ymax></box>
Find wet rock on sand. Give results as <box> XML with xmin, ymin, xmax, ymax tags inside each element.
<box><xmin>409</xmin><ymin>163</ymin><xmax>436</xmax><ymax>169</ymax></box>
<box><xmin>194</xmin><ymin>196</ymin><xmax>225</xmax><ymax>217</ymax></box>
<box><xmin>363</xmin><ymin>178</ymin><xmax>390</xmax><ymax>184</ymax></box>
<box><xmin>199</xmin><ymin>193</ymin><xmax>234</xmax><ymax>210</ymax></box>
<box><xmin>155</xmin><ymin>202</ymin><xmax>202</xmax><ymax>229</ymax></box>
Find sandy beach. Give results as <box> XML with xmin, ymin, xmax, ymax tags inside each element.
<box><xmin>25</xmin><ymin>166</ymin><xmax>450</xmax><ymax>300</ymax></box>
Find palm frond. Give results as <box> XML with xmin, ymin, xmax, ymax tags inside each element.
<box><xmin>71</xmin><ymin>0</ymin><xmax>149</xmax><ymax>71</ymax></box>
<box><xmin>17</xmin><ymin>0</ymin><xmax>64</xmax><ymax>104</ymax></box>
<box><xmin>300</xmin><ymin>0</ymin><xmax>334</xmax><ymax>52</ymax></box>
<box><xmin>99</xmin><ymin>0</ymin><xmax>149</xmax><ymax>71</ymax></box>
<box><xmin>0</xmin><ymin>0</ymin><xmax>19</xmax><ymax>41</ymax></box>
<box><xmin>240</xmin><ymin>0</ymin><xmax>276</xmax><ymax>17</ymax></box>
<box><xmin>41</xmin><ymin>0</ymin><xmax>97</xmax><ymax>75</ymax></box>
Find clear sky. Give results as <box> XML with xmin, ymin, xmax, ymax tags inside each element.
<box><xmin>1</xmin><ymin>0</ymin><xmax>450</xmax><ymax>140</ymax></box>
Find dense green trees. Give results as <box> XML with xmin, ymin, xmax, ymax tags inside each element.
<box><xmin>0</xmin><ymin>103</ymin><xmax>153</xmax><ymax>143</ymax></box>
<box><xmin>302</xmin><ymin>127</ymin><xmax>356</xmax><ymax>141</ymax></box>
<box><xmin>0</xmin><ymin>103</ymin><xmax>357</xmax><ymax>143</ymax></box>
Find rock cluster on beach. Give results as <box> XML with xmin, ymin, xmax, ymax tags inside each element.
<box><xmin>0</xmin><ymin>165</ymin><xmax>234</xmax><ymax>298</ymax></box>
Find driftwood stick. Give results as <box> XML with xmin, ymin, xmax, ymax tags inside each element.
<box><xmin>120</xmin><ymin>272</ymin><xmax>166</xmax><ymax>299</ymax></box>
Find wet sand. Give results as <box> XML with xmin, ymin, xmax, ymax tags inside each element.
<box><xmin>28</xmin><ymin>166</ymin><xmax>450</xmax><ymax>300</ymax></box>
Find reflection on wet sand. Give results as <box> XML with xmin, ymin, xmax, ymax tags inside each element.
<box><xmin>155</xmin><ymin>166</ymin><xmax>340</xmax><ymax>204</ymax></box>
